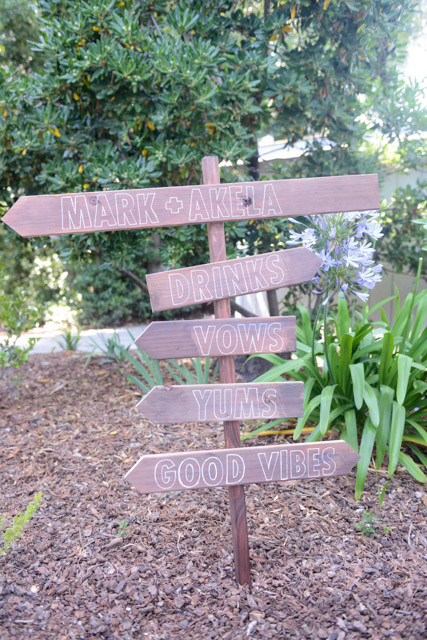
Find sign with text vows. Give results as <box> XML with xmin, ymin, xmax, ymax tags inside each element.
<box><xmin>135</xmin><ymin>316</ymin><xmax>296</xmax><ymax>359</ymax></box>
<box><xmin>147</xmin><ymin>247</ymin><xmax>322</xmax><ymax>312</ymax></box>
<box><xmin>125</xmin><ymin>441</ymin><xmax>360</xmax><ymax>494</ymax></box>
<box><xmin>3</xmin><ymin>173</ymin><xmax>379</xmax><ymax>237</ymax></box>
<box><xmin>137</xmin><ymin>382</ymin><xmax>303</xmax><ymax>424</ymax></box>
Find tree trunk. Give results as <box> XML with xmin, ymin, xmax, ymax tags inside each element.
<box><xmin>266</xmin><ymin>288</ymin><xmax>280</xmax><ymax>317</ymax></box>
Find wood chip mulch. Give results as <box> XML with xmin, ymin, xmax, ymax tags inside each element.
<box><xmin>0</xmin><ymin>353</ymin><xmax>426</xmax><ymax>640</ymax></box>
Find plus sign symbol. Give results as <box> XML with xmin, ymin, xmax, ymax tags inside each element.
<box><xmin>165</xmin><ymin>196</ymin><xmax>184</xmax><ymax>215</ymax></box>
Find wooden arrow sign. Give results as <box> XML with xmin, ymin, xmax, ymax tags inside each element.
<box><xmin>137</xmin><ymin>382</ymin><xmax>303</xmax><ymax>424</ymax></box>
<box><xmin>2</xmin><ymin>174</ymin><xmax>379</xmax><ymax>237</ymax></box>
<box><xmin>135</xmin><ymin>316</ymin><xmax>296</xmax><ymax>359</ymax></box>
<box><xmin>125</xmin><ymin>441</ymin><xmax>360</xmax><ymax>494</ymax></box>
<box><xmin>147</xmin><ymin>247</ymin><xmax>322</xmax><ymax>312</ymax></box>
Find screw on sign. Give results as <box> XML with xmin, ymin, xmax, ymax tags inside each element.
<box><xmin>2</xmin><ymin>156</ymin><xmax>378</xmax><ymax>586</ymax></box>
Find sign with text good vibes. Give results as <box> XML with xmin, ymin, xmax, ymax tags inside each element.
<box><xmin>125</xmin><ymin>441</ymin><xmax>360</xmax><ymax>494</ymax></box>
<box><xmin>135</xmin><ymin>316</ymin><xmax>296</xmax><ymax>359</ymax></box>
<box><xmin>3</xmin><ymin>174</ymin><xmax>379</xmax><ymax>237</ymax></box>
<box><xmin>147</xmin><ymin>247</ymin><xmax>322</xmax><ymax>312</ymax></box>
<box><xmin>137</xmin><ymin>382</ymin><xmax>303</xmax><ymax>424</ymax></box>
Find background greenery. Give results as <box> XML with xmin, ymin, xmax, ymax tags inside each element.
<box><xmin>0</xmin><ymin>0</ymin><xmax>426</xmax><ymax>326</ymax></box>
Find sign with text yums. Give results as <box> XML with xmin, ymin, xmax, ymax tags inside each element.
<box><xmin>137</xmin><ymin>382</ymin><xmax>304</xmax><ymax>425</ymax></box>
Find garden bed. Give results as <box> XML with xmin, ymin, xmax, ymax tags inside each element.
<box><xmin>0</xmin><ymin>353</ymin><xmax>425</xmax><ymax>640</ymax></box>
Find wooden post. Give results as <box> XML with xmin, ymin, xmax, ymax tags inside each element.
<box><xmin>202</xmin><ymin>156</ymin><xmax>251</xmax><ymax>586</ymax></box>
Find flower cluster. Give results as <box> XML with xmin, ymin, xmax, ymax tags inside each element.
<box><xmin>287</xmin><ymin>211</ymin><xmax>383</xmax><ymax>303</ymax></box>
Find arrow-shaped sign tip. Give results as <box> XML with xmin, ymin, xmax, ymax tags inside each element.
<box><xmin>2</xmin><ymin>199</ymin><xmax>29</xmax><ymax>237</ymax></box>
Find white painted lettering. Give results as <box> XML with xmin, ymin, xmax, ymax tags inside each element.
<box><xmin>169</xmin><ymin>273</ymin><xmax>190</xmax><ymax>306</ymax></box>
<box><xmin>223</xmin><ymin>262</ymin><xmax>249</xmax><ymax>297</ymax></box>
<box><xmin>154</xmin><ymin>459</ymin><xmax>176</xmax><ymax>490</ymax></box>
<box><xmin>94</xmin><ymin>195</ymin><xmax>117</xmax><ymax>228</ymax></box>
<box><xmin>226</xmin><ymin>454</ymin><xmax>245</xmax><ymax>485</ymax></box>
<box><xmin>193</xmin><ymin>389</ymin><xmax>213</xmax><ymax>421</ymax></box>
<box><xmin>212</xmin><ymin>266</ymin><xmax>224</xmax><ymax>299</ymax></box>
<box><xmin>280</xmin><ymin>449</ymin><xmax>289</xmax><ymax>480</ymax></box>
<box><xmin>190</xmin><ymin>269</ymin><xmax>213</xmax><ymax>303</ymax></box>
<box><xmin>230</xmin><ymin>186</ymin><xmax>245</xmax><ymax>218</ymax></box>
<box><xmin>265</xmin><ymin>253</ymin><xmax>285</xmax><ymax>285</ymax></box>
<box><xmin>216</xmin><ymin>325</ymin><xmax>239</xmax><ymax>355</ymax></box>
<box><xmin>115</xmin><ymin>192</ymin><xmax>137</xmax><ymax>226</ymax></box>
<box><xmin>61</xmin><ymin>195</ymin><xmax>92</xmax><ymax>230</ymax></box>
<box><xmin>178</xmin><ymin>458</ymin><xmax>200</xmax><ymax>489</ymax></box>
<box><xmin>209</xmin><ymin>187</ymin><xmax>230</xmax><ymax>219</ymax></box>
<box><xmin>237</xmin><ymin>323</ymin><xmax>267</xmax><ymax>353</ymax></box>
<box><xmin>245</xmin><ymin>186</ymin><xmax>262</xmax><ymax>217</ymax></box>
<box><xmin>234</xmin><ymin>387</ymin><xmax>259</xmax><ymax>419</ymax></box>
<box><xmin>262</xmin><ymin>183</ymin><xmax>282</xmax><ymax>217</ymax></box>
<box><xmin>290</xmin><ymin>450</ymin><xmax>306</xmax><ymax>479</ymax></box>
<box><xmin>245</xmin><ymin>259</ymin><xmax>269</xmax><ymax>290</ymax></box>
<box><xmin>321</xmin><ymin>447</ymin><xmax>336</xmax><ymax>476</ymax></box>
<box><xmin>257</xmin><ymin>451</ymin><xmax>280</xmax><ymax>482</ymax></box>
<box><xmin>201</xmin><ymin>457</ymin><xmax>224</xmax><ymax>487</ymax></box>
<box><xmin>261</xmin><ymin>388</ymin><xmax>277</xmax><ymax>419</ymax></box>
<box><xmin>308</xmin><ymin>448</ymin><xmax>321</xmax><ymax>477</ymax></box>
<box><xmin>192</xmin><ymin>325</ymin><xmax>216</xmax><ymax>357</ymax></box>
<box><xmin>189</xmin><ymin>188</ymin><xmax>209</xmax><ymax>221</ymax></box>
<box><xmin>136</xmin><ymin>193</ymin><xmax>159</xmax><ymax>225</ymax></box>
<box><xmin>213</xmin><ymin>388</ymin><xmax>233</xmax><ymax>420</ymax></box>
<box><xmin>267</xmin><ymin>322</ymin><xmax>284</xmax><ymax>352</ymax></box>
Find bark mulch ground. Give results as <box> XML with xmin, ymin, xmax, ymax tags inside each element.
<box><xmin>0</xmin><ymin>353</ymin><xmax>426</xmax><ymax>640</ymax></box>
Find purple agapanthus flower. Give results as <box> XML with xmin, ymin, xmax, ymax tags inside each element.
<box><xmin>287</xmin><ymin>211</ymin><xmax>383</xmax><ymax>303</ymax></box>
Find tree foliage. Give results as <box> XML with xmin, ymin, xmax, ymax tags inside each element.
<box><xmin>0</xmin><ymin>0</ymin><xmax>423</xmax><ymax>324</ymax></box>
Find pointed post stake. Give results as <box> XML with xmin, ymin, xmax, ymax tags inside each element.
<box><xmin>202</xmin><ymin>156</ymin><xmax>251</xmax><ymax>585</ymax></box>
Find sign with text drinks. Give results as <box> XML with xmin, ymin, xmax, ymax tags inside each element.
<box><xmin>147</xmin><ymin>247</ymin><xmax>322</xmax><ymax>312</ymax></box>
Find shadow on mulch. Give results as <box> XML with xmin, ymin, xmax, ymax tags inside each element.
<box><xmin>0</xmin><ymin>353</ymin><xmax>425</xmax><ymax>640</ymax></box>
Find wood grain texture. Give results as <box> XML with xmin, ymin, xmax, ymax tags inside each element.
<box><xmin>137</xmin><ymin>382</ymin><xmax>304</xmax><ymax>424</ymax></box>
<box><xmin>134</xmin><ymin>316</ymin><xmax>296</xmax><ymax>359</ymax></box>
<box><xmin>147</xmin><ymin>247</ymin><xmax>322</xmax><ymax>312</ymax></box>
<box><xmin>125</xmin><ymin>441</ymin><xmax>360</xmax><ymax>494</ymax></box>
<box><xmin>3</xmin><ymin>173</ymin><xmax>379</xmax><ymax>237</ymax></box>
<box><xmin>203</xmin><ymin>155</ymin><xmax>250</xmax><ymax>586</ymax></box>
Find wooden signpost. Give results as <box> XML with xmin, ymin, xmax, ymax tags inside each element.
<box><xmin>3</xmin><ymin>156</ymin><xmax>378</xmax><ymax>587</ymax></box>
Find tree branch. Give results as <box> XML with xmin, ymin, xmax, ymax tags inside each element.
<box><xmin>116</xmin><ymin>266</ymin><xmax>149</xmax><ymax>294</ymax></box>
<box><xmin>230</xmin><ymin>300</ymin><xmax>258</xmax><ymax>318</ymax></box>
<box><xmin>88</xmin><ymin>245</ymin><xmax>149</xmax><ymax>294</ymax></box>
<box><xmin>88</xmin><ymin>246</ymin><xmax>260</xmax><ymax>315</ymax></box>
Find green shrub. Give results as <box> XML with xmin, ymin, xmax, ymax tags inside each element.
<box><xmin>120</xmin><ymin>344</ymin><xmax>219</xmax><ymax>394</ymax></box>
<box><xmin>0</xmin><ymin>265</ymin><xmax>39</xmax><ymax>375</ymax></box>
<box><xmin>250</xmin><ymin>262</ymin><xmax>427</xmax><ymax>498</ymax></box>
<box><xmin>55</xmin><ymin>328</ymin><xmax>82</xmax><ymax>351</ymax></box>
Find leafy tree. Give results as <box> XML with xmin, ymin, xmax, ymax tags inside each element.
<box><xmin>0</xmin><ymin>0</ymin><xmax>422</xmax><ymax>324</ymax></box>
<box><xmin>0</xmin><ymin>0</ymin><xmax>39</xmax><ymax>70</ymax></box>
